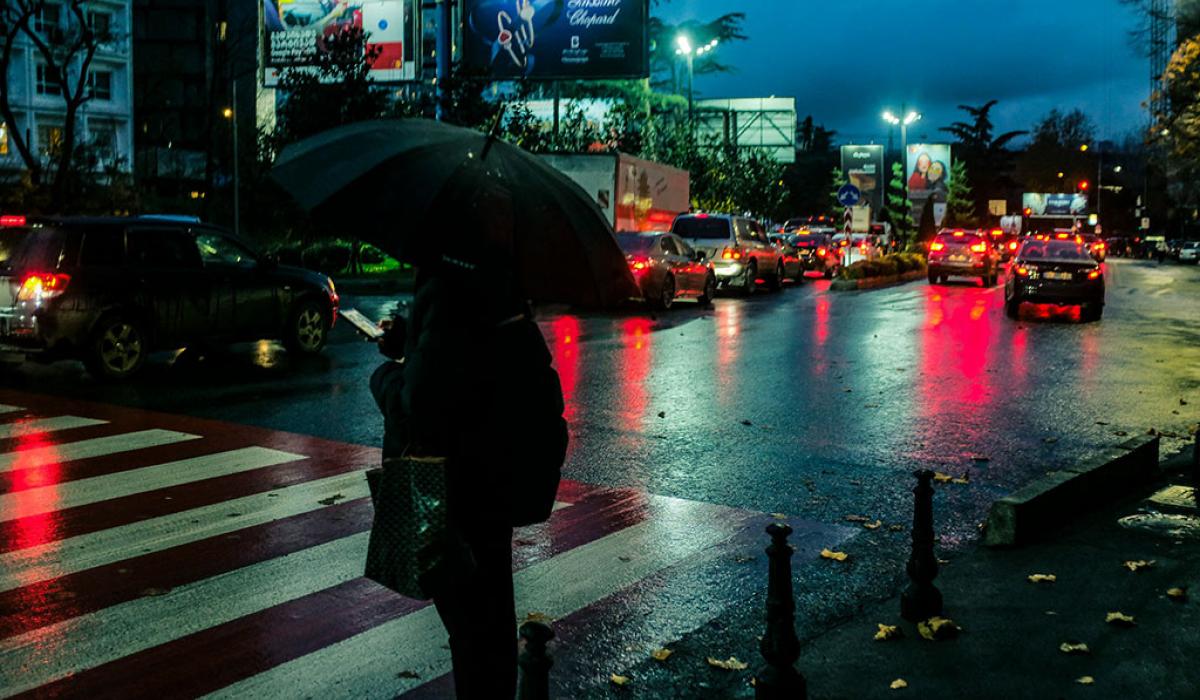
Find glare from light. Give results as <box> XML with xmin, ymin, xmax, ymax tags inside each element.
<box><xmin>882</xmin><ymin>111</ymin><xmax>899</xmax><ymax>125</ymax></box>
<box><xmin>1079</xmin><ymin>144</ymin><xmax>1089</xmax><ymax>152</ymax></box>
<box><xmin>1113</xmin><ymin>165</ymin><xmax>1123</xmax><ymax>173</ymax></box>
<box><xmin>675</xmin><ymin>35</ymin><xmax>692</xmax><ymax>56</ymax></box>
<box><xmin>903</xmin><ymin>111</ymin><xmax>921</xmax><ymax>125</ymax></box>
<box><xmin>222</xmin><ymin>107</ymin><xmax>233</xmax><ymax>119</ymax></box>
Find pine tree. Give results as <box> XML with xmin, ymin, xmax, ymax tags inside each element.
<box><xmin>945</xmin><ymin>161</ymin><xmax>976</xmax><ymax>227</ymax></box>
<box><xmin>884</xmin><ymin>162</ymin><xmax>915</xmax><ymax>244</ymax></box>
<box><xmin>828</xmin><ymin>167</ymin><xmax>845</xmax><ymax>216</ymax></box>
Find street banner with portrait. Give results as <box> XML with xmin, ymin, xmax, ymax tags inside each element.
<box><xmin>840</xmin><ymin>145</ymin><xmax>884</xmax><ymax>214</ymax></box>
<box><xmin>262</xmin><ymin>1</ymin><xmax>415</xmax><ymax>85</ymax></box>
<box><xmin>1022</xmin><ymin>192</ymin><xmax>1088</xmax><ymax>218</ymax></box>
<box><xmin>906</xmin><ymin>143</ymin><xmax>951</xmax><ymax>228</ymax></box>
<box><xmin>462</xmin><ymin>0</ymin><xmax>649</xmax><ymax>80</ymax></box>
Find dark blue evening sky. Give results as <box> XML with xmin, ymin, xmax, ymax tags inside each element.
<box><xmin>658</xmin><ymin>0</ymin><xmax>1148</xmax><ymax>145</ymax></box>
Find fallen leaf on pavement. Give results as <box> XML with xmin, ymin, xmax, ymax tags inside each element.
<box><xmin>845</xmin><ymin>514</ymin><xmax>870</xmax><ymax>522</ymax></box>
<box><xmin>1043</xmin><ymin>437</ymin><xmax>1058</xmax><ymax>444</ymax></box>
<box><xmin>657</xmin><ymin>411</ymin><xmax>665</xmax><ymax>419</ymax></box>
<box><xmin>864</xmin><ymin>520</ymin><xmax>883</xmax><ymax>530</ymax></box>
<box><xmin>1123</xmin><ymin>560</ymin><xmax>1156</xmax><ymax>572</ymax></box>
<box><xmin>1113</xmin><ymin>430</ymin><xmax>1128</xmax><ymax>436</ymax></box>
<box><xmin>610</xmin><ymin>674</ymin><xmax>630</xmax><ymax>686</ymax></box>
<box><xmin>1167</xmin><ymin>587</ymin><xmax>1189</xmax><ymax>602</ymax></box>
<box><xmin>1105</xmin><ymin>612</ymin><xmax>1136</xmax><ymax>627</ymax></box>
<box><xmin>1076</xmin><ymin>676</ymin><xmax>1095</xmax><ymax>685</ymax></box>
<box><xmin>890</xmin><ymin>524</ymin><xmax>905</xmax><ymax>532</ymax></box>
<box><xmin>1028</xmin><ymin>574</ymin><xmax>1057</xmax><ymax>583</ymax></box>
<box><xmin>739</xmin><ymin>419</ymin><xmax>753</xmax><ymax>426</ymax></box>
<box><xmin>951</xmin><ymin>475</ymin><xmax>970</xmax><ymax>485</ymax></box>
<box><xmin>770</xmin><ymin>512</ymin><xmax>788</xmax><ymax>520</ymax></box>
<box><xmin>1095</xmin><ymin>421</ymin><xmax>1109</xmax><ymax>425</ymax></box>
<box><xmin>890</xmin><ymin>679</ymin><xmax>908</xmax><ymax>690</ymax></box>
<box><xmin>932</xmin><ymin>472</ymin><xmax>953</xmax><ymax>483</ymax></box>
<box><xmin>707</xmin><ymin>656</ymin><xmax>749</xmax><ymax>671</ymax></box>
<box><xmin>523</xmin><ymin>611</ymin><xmax>552</xmax><ymax>623</ymax></box>
<box><xmin>1182</xmin><ymin>398</ymin><xmax>1189</xmax><ymax>406</ymax></box>
<box><xmin>650</xmin><ymin>648</ymin><xmax>673</xmax><ymax>661</ymax></box>
<box><xmin>820</xmin><ymin>549</ymin><xmax>849</xmax><ymax>562</ymax></box>
<box><xmin>874</xmin><ymin>623</ymin><xmax>902</xmax><ymax>641</ymax></box>
<box><xmin>917</xmin><ymin>617</ymin><xmax>961</xmax><ymax>641</ymax></box>
<box><xmin>396</xmin><ymin>671</ymin><xmax>420</xmax><ymax>680</ymax></box>
<box><xmin>618</xmin><ymin>555</ymin><xmax>632</xmax><ymax>562</ymax></box>
<box><xmin>1060</xmin><ymin>642</ymin><xmax>1090</xmax><ymax>655</ymax></box>
<box><xmin>317</xmin><ymin>494</ymin><xmax>345</xmax><ymax>506</ymax></box>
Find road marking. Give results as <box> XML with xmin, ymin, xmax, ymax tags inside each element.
<box><xmin>0</xmin><ymin>415</ymin><xmax>107</xmax><ymax>440</ymax></box>
<box><xmin>208</xmin><ymin>499</ymin><xmax>751</xmax><ymax>699</ymax></box>
<box><xmin>0</xmin><ymin>404</ymin><xmax>21</xmax><ymax>415</ymax></box>
<box><xmin>0</xmin><ymin>429</ymin><xmax>200</xmax><ymax>474</ymax></box>
<box><xmin>0</xmin><ymin>532</ymin><xmax>371</xmax><ymax>695</ymax></box>
<box><xmin>0</xmin><ymin>446</ymin><xmax>306</xmax><ymax>523</ymax></box>
<box><xmin>0</xmin><ymin>469</ymin><xmax>367</xmax><ymax>593</ymax></box>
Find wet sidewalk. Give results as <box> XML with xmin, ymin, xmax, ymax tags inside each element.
<box><xmin>797</xmin><ymin>457</ymin><xmax>1200</xmax><ymax>699</ymax></box>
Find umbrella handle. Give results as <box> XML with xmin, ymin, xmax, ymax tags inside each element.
<box><xmin>481</xmin><ymin>104</ymin><xmax>507</xmax><ymax>161</ymax></box>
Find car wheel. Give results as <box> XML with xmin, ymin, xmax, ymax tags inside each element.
<box><xmin>85</xmin><ymin>314</ymin><xmax>148</xmax><ymax>380</ymax></box>
<box><xmin>768</xmin><ymin>263</ymin><xmax>784</xmax><ymax>292</ymax></box>
<box><xmin>928</xmin><ymin>271</ymin><xmax>939</xmax><ymax>285</ymax></box>
<box><xmin>740</xmin><ymin>262</ymin><xmax>758</xmax><ymax>296</ymax></box>
<box><xmin>652</xmin><ymin>274</ymin><xmax>675</xmax><ymax>310</ymax></box>
<box><xmin>1005</xmin><ymin>298</ymin><xmax>1021</xmax><ymax>319</ymax></box>
<box><xmin>283</xmin><ymin>299</ymin><xmax>330</xmax><ymax>354</ymax></box>
<box><xmin>823</xmin><ymin>266</ymin><xmax>834</xmax><ymax>279</ymax></box>
<box><xmin>697</xmin><ymin>274</ymin><xmax>717</xmax><ymax>306</ymax></box>
<box><xmin>1082</xmin><ymin>302</ymin><xmax>1104</xmax><ymax>322</ymax></box>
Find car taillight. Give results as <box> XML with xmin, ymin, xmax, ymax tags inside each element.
<box><xmin>629</xmin><ymin>257</ymin><xmax>650</xmax><ymax>271</ymax></box>
<box><xmin>1087</xmin><ymin>269</ymin><xmax>1101</xmax><ymax>279</ymax></box>
<box><xmin>1008</xmin><ymin>241</ymin><xmax>1019</xmax><ymax>251</ymax></box>
<box><xmin>721</xmin><ymin>248</ymin><xmax>742</xmax><ymax>260</ymax></box>
<box><xmin>0</xmin><ymin>215</ymin><xmax>27</xmax><ymax>227</ymax></box>
<box><xmin>929</xmin><ymin>242</ymin><xmax>945</xmax><ymax>252</ymax></box>
<box><xmin>16</xmin><ymin>272</ymin><xmax>70</xmax><ymax>302</ymax></box>
<box><xmin>1015</xmin><ymin>266</ymin><xmax>1030</xmax><ymax>277</ymax></box>
<box><xmin>817</xmin><ymin>247</ymin><xmax>827</xmax><ymax>257</ymax></box>
<box><xmin>970</xmin><ymin>242</ymin><xmax>986</xmax><ymax>253</ymax></box>
<box><xmin>1094</xmin><ymin>242</ymin><xmax>1105</xmax><ymax>250</ymax></box>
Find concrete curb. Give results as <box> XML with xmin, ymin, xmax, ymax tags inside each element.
<box><xmin>829</xmin><ymin>268</ymin><xmax>926</xmax><ymax>292</ymax></box>
<box><xmin>984</xmin><ymin>435</ymin><xmax>1161</xmax><ymax>547</ymax></box>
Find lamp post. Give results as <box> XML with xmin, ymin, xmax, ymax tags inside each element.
<box><xmin>676</xmin><ymin>36</ymin><xmax>718</xmax><ymax>123</ymax></box>
<box><xmin>883</xmin><ymin>107</ymin><xmax>921</xmax><ymax>234</ymax></box>
<box><xmin>223</xmin><ymin>81</ymin><xmax>239</xmax><ymax>237</ymax></box>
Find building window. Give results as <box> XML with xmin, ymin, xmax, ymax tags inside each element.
<box><xmin>38</xmin><ymin>125</ymin><xmax>64</xmax><ymax>157</ymax></box>
<box><xmin>35</xmin><ymin>4</ymin><xmax>62</xmax><ymax>37</ymax></box>
<box><xmin>36</xmin><ymin>64</ymin><xmax>62</xmax><ymax>96</ymax></box>
<box><xmin>88</xmin><ymin>70</ymin><xmax>112</xmax><ymax>100</ymax></box>
<box><xmin>0</xmin><ymin>123</ymin><xmax>8</xmax><ymax>156</ymax></box>
<box><xmin>87</xmin><ymin>10</ymin><xmax>112</xmax><ymax>38</ymax></box>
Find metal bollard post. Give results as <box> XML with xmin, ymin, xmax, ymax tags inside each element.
<box><xmin>901</xmin><ymin>469</ymin><xmax>943</xmax><ymax>622</ymax></box>
<box><xmin>517</xmin><ymin>620</ymin><xmax>555</xmax><ymax>700</ymax></box>
<box><xmin>1192</xmin><ymin>429</ymin><xmax>1199</xmax><ymax>509</ymax></box>
<box><xmin>755</xmin><ymin>523</ymin><xmax>807</xmax><ymax>699</ymax></box>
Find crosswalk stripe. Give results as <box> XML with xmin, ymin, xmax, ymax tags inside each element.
<box><xmin>0</xmin><ymin>532</ymin><xmax>372</xmax><ymax>695</ymax></box>
<box><xmin>0</xmin><ymin>469</ymin><xmax>366</xmax><ymax>593</ymax></box>
<box><xmin>0</xmin><ymin>446</ymin><xmax>306</xmax><ymax>523</ymax></box>
<box><xmin>0</xmin><ymin>429</ymin><xmax>200</xmax><ymax>474</ymax></box>
<box><xmin>207</xmin><ymin>498</ymin><xmax>752</xmax><ymax>699</ymax></box>
<box><xmin>0</xmin><ymin>415</ymin><xmax>106</xmax><ymax>440</ymax></box>
<box><xmin>0</xmin><ymin>405</ymin><xmax>21</xmax><ymax>415</ymax></box>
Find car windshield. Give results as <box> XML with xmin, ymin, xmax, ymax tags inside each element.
<box><xmin>616</xmin><ymin>234</ymin><xmax>658</xmax><ymax>254</ymax></box>
<box><xmin>791</xmin><ymin>237</ymin><xmax>822</xmax><ymax>249</ymax></box>
<box><xmin>935</xmin><ymin>234</ymin><xmax>984</xmax><ymax>245</ymax></box>
<box><xmin>672</xmin><ymin>217</ymin><xmax>731</xmax><ymax>239</ymax></box>
<box><xmin>1183</xmin><ymin>242</ymin><xmax>1200</xmax><ymax>249</ymax></box>
<box><xmin>0</xmin><ymin>228</ymin><xmax>66</xmax><ymax>272</ymax></box>
<box><xmin>1019</xmin><ymin>240</ymin><xmax>1092</xmax><ymax>261</ymax></box>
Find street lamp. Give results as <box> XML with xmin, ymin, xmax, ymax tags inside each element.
<box><xmin>676</xmin><ymin>36</ymin><xmax>717</xmax><ymax>121</ymax></box>
<box><xmin>882</xmin><ymin>106</ymin><xmax>921</xmax><ymax>228</ymax></box>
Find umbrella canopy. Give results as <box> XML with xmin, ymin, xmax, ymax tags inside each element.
<box><xmin>272</xmin><ymin>119</ymin><xmax>640</xmax><ymax>308</ymax></box>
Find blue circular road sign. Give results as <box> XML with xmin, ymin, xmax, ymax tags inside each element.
<box><xmin>837</xmin><ymin>184</ymin><xmax>861</xmax><ymax>207</ymax></box>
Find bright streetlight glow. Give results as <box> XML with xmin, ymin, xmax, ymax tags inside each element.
<box><xmin>882</xmin><ymin>111</ymin><xmax>899</xmax><ymax>125</ymax></box>
<box><xmin>904</xmin><ymin>111</ymin><xmax>921</xmax><ymax>125</ymax></box>
<box><xmin>1114</xmin><ymin>165</ymin><xmax>1123</xmax><ymax>173</ymax></box>
<box><xmin>675</xmin><ymin>35</ymin><xmax>692</xmax><ymax>55</ymax></box>
<box><xmin>222</xmin><ymin>107</ymin><xmax>233</xmax><ymax>119</ymax></box>
<box><xmin>1080</xmin><ymin>143</ymin><xmax>1089</xmax><ymax>152</ymax></box>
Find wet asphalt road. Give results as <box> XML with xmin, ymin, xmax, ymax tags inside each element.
<box><xmin>4</xmin><ymin>257</ymin><xmax>1199</xmax><ymax>696</ymax></box>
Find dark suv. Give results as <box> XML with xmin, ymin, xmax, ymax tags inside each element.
<box><xmin>0</xmin><ymin>216</ymin><xmax>339</xmax><ymax>378</ymax></box>
<box><xmin>670</xmin><ymin>213</ymin><xmax>784</xmax><ymax>294</ymax></box>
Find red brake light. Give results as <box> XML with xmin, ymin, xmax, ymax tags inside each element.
<box><xmin>1095</xmin><ymin>242</ymin><xmax>1106</xmax><ymax>249</ymax></box>
<box><xmin>952</xmin><ymin>230</ymin><xmax>965</xmax><ymax>237</ymax></box>
<box><xmin>1015</xmin><ymin>266</ymin><xmax>1030</xmax><ymax>277</ymax></box>
<box><xmin>1008</xmin><ymin>241</ymin><xmax>1019</xmax><ymax>251</ymax></box>
<box><xmin>929</xmin><ymin>242</ymin><xmax>946</xmax><ymax>252</ymax></box>
<box><xmin>695</xmin><ymin>213</ymin><xmax>709</xmax><ymax>218</ymax></box>
<box><xmin>970</xmin><ymin>242</ymin><xmax>987</xmax><ymax>253</ymax></box>
<box><xmin>1087</xmin><ymin>269</ymin><xmax>1101</xmax><ymax>280</ymax></box>
<box><xmin>17</xmin><ymin>272</ymin><xmax>70</xmax><ymax>302</ymax></box>
<box><xmin>721</xmin><ymin>247</ymin><xmax>742</xmax><ymax>260</ymax></box>
<box><xmin>817</xmin><ymin>247</ymin><xmax>827</xmax><ymax>257</ymax></box>
<box><xmin>0</xmin><ymin>215</ymin><xmax>27</xmax><ymax>227</ymax></box>
<box><xmin>990</xmin><ymin>229</ymin><xmax>1003</xmax><ymax>237</ymax></box>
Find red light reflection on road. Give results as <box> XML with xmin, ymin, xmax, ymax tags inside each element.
<box><xmin>617</xmin><ymin>318</ymin><xmax>654</xmax><ymax>434</ymax></box>
<box><xmin>548</xmin><ymin>316</ymin><xmax>581</xmax><ymax>423</ymax></box>
<box><xmin>713</xmin><ymin>303</ymin><xmax>742</xmax><ymax>401</ymax></box>
<box><xmin>814</xmin><ymin>297</ymin><xmax>830</xmax><ymax>347</ymax></box>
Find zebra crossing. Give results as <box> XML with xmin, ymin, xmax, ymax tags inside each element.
<box><xmin>0</xmin><ymin>389</ymin><xmax>852</xmax><ymax>698</ymax></box>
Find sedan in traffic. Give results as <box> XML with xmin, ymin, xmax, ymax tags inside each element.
<box><xmin>617</xmin><ymin>232</ymin><xmax>716</xmax><ymax>310</ymax></box>
<box><xmin>927</xmin><ymin>229</ymin><xmax>1001</xmax><ymax>286</ymax></box>
<box><xmin>1005</xmin><ymin>238</ymin><xmax>1105</xmax><ymax>321</ymax></box>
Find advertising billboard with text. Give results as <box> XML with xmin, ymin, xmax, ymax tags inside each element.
<box><xmin>1022</xmin><ymin>193</ymin><xmax>1088</xmax><ymax>218</ymax></box>
<box><xmin>840</xmin><ymin>145</ymin><xmax>884</xmax><ymax>213</ymax></box>
<box><xmin>262</xmin><ymin>1</ymin><xmax>416</xmax><ymax>85</ymax></box>
<box><xmin>462</xmin><ymin>0</ymin><xmax>649</xmax><ymax>80</ymax></box>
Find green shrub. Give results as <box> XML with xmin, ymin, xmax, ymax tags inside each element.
<box><xmin>838</xmin><ymin>253</ymin><xmax>925</xmax><ymax>280</ymax></box>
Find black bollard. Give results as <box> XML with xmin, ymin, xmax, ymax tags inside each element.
<box><xmin>755</xmin><ymin>522</ymin><xmax>807</xmax><ymax>699</ymax></box>
<box><xmin>517</xmin><ymin>620</ymin><xmax>555</xmax><ymax>700</ymax></box>
<box><xmin>1192</xmin><ymin>430</ymin><xmax>1199</xmax><ymax>509</ymax></box>
<box><xmin>901</xmin><ymin>469</ymin><xmax>943</xmax><ymax>622</ymax></box>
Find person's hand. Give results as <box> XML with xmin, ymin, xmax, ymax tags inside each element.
<box><xmin>378</xmin><ymin>316</ymin><xmax>407</xmax><ymax>360</ymax></box>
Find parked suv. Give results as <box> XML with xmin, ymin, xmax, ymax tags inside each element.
<box><xmin>0</xmin><ymin>216</ymin><xmax>339</xmax><ymax>379</ymax></box>
<box><xmin>671</xmin><ymin>213</ymin><xmax>783</xmax><ymax>294</ymax></box>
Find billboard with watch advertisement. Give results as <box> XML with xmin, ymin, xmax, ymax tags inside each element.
<box><xmin>462</xmin><ymin>0</ymin><xmax>649</xmax><ymax>80</ymax></box>
<box><xmin>261</xmin><ymin>1</ymin><xmax>416</xmax><ymax>85</ymax></box>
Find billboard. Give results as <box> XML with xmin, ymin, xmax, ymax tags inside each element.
<box><xmin>840</xmin><ymin>145</ymin><xmax>884</xmax><ymax>213</ymax></box>
<box><xmin>462</xmin><ymin>0</ymin><xmax>649</xmax><ymax>80</ymax></box>
<box><xmin>262</xmin><ymin>1</ymin><xmax>416</xmax><ymax>85</ymax></box>
<box><xmin>1022</xmin><ymin>193</ymin><xmax>1088</xmax><ymax>218</ymax></box>
<box><xmin>695</xmin><ymin>97</ymin><xmax>797</xmax><ymax>163</ymax></box>
<box><xmin>906</xmin><ymin>144</ymin><xmax>952</xmax><ymax>196</ymax></box>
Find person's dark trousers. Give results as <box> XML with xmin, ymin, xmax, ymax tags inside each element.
<box><xmin>432</xmin><ymin>525</ymin><xmax>517</xmax><ymax>699</ymax></box>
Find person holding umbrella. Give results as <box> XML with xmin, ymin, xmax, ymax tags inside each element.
<box><xmin>273</xmin><ymin>118</ymin><xmax>637</xmax><ymax>697</ymax></box>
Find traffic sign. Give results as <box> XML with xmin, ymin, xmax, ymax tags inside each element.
<box><xmin>837</xmin><ymin>184</ymin><xmax>861</xmax><ymax>207</ymax></box>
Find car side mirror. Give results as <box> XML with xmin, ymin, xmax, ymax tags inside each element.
<box><xmin>694</xmin><ymin>250</ymin><xmax>707</xmax><ymax>262</ymax></box>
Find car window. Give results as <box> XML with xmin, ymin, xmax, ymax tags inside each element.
<box><xmin>79</xmin><ymin>228</ymin><xmax>125</xmax><ymax>267</ymax></box>
<box><xmin>0</xmin><ymin>228</ymin><xmax>70</xmax><ymax>271</ymax></box>
<box><xmin>616</xmin><ymin>233</ymin><xmax>657</xmax><ymax>254</ymax></box>
<box><xmin>128</xmin><ymin>228</ymin><xmax>202</xmax><ymax>269</ymax></box>
<box><xmin>748</xmin><ymin>221</ymin><xmax>769</xmax><ymax>243</ymax></box>
<box><xmin>659</xmin><ymin>236</ymin><xmax>680</xmax><ymax>255</ymax></box>
<box><xmin>675</xmin><ymin>237</ymin><xmax>695</xmax><ymax>257</ymax></box>
<box><xmin>672</xmin><ymin>217</ymin><xmax>732</xmax><ymax>240</ymax></box>
<box><xmin>195</xmin><ymin>232</ymin><xmax>257</xmax><ymax>268</ymax></box>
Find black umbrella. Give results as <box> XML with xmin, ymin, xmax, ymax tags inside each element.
<box><xmin>271</xmin><ymin>118</ymin><xmax>639</xmax><ymax>308</ymax></box>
